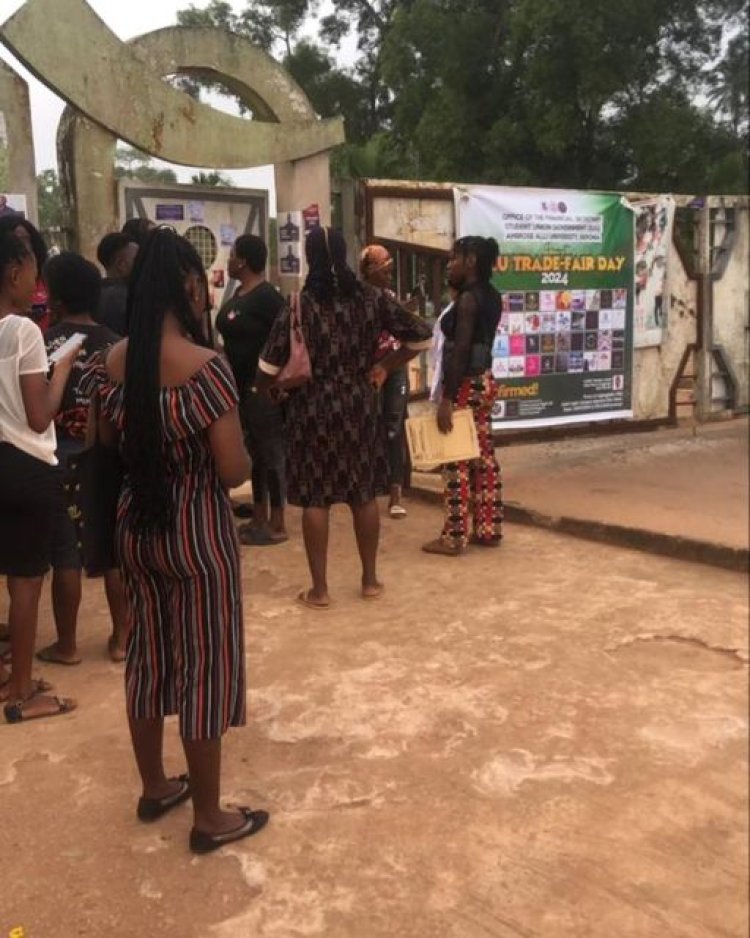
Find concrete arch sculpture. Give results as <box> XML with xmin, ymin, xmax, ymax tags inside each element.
<box><xmin>1</xmin><ymin>0</ymin><xmax>344</xmax><ymax>259</ymax></box>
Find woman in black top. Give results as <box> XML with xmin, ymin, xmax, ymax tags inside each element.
<box><xmin>423</xmin><ymin>236</ymin><xmax>504</xmax><ymax>556</ymax></box>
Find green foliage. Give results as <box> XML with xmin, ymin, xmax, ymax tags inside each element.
<box><xmin>190</xmin><ymin>171</ymin><xmax>234</xmax><ymax>187</ymax></box>
<box><xmin>175</xmin><ymin>0</ymin><xmax>749</xmax><ymax>192</ymax></box>
<box><xmin>37</xmin><ymin>169</ymin><xmax>66</xmax><ymax>231</ymax></box>
<box><xmin>115</xmin><ymin>146</ymin><xmax>178</xmax><ymax>184</ymax></box>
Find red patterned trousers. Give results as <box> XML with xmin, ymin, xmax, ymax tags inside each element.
<box><xmin>441</xmin><ymin>374</ymin><xmax>503</xmax><ymax>548</ymax></box>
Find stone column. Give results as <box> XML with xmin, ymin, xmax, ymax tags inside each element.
<box><xmin>57</xmin><ymin>108</ymin><xmax>118</xmax><ymax>260</ymax></box>
<box><xmin>274</xmin><ymin>152</ymin><xmax>332</xmax><ymax>296</ymax></box>
<box><xmin>0</xmin><ymin>59</ymin><xmax>37</xmax><ymax>224</ymax></box>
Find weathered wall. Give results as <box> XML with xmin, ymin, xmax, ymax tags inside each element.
<box><xmin>0</xmin><ymin>58</ymin><xmax>37</xmax><ymax>224</ymax></box>
<box><xmin>632</xmin><ymin>242</ymin><xmax>698</xmax><ymax>420</ymax></box>
<box><xmin>711</xmin><ymin>203</ymin><xmax>749</xmax><ymax>411</ymax></box>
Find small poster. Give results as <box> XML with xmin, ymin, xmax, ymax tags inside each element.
<box><xmin>188</xmin><ymin>201</ymin><xmax>205</xmax><ymax>222</ymax></box>
<box><xmin>302</xmin><ymin>203</ymin><xmax>321</xmax><ymax>233</ymax></box>
<box><xmin>155</xmin><ymin>203</ymin><xmax>184</xmax><ymax>221</ymax></box>
<box><xmin>279</xmin><ymin>242</ymin><xmax>301</xmax><ymax>275</ymax></box>
<box><xmin>278</xmin><ymin>211</ymin><xmax>302</xmax><ymax>242</ymax></box>
<box><xmin>633</xmin><ymin>196</ymin><xmax>675</xmax><ymax>348</ymax></box>
<box><xmin>220</xmin><ymin>224</ymin><xmax>236</xmax><ymax>246</ymax></box>
<box><xmin>0</xmin><ymin>193</ymin><xmax>27</xmax><ymax>218</ymax></box>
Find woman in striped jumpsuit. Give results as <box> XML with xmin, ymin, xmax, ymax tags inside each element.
<box><xmin>81</xmin><ymin>228</ymin><xmax>268</xmax><ymax>854</ymax></box>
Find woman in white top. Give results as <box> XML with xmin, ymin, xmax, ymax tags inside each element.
<box><xmin>0</xmin><ymin>232</ymin><xmax>81</xmax><ymax>722</ymax></box>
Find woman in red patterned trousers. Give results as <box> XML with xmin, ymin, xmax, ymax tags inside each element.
<box><xmin>423</xmin><ymin>237</ymin><xmax>504</xmax><ymax>556</ymax></box>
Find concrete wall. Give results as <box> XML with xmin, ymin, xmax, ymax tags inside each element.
<box><xmin>711</xmin><ymin>203</ymin><xmax>749</xmax><ymax>412</ymax></box>
<box><xmin>632</xmin><ymin>241</ymin><xmax>698</xmax><ymax>420</ymax></box>
<box><xmin>0</xmin><ymin>59</ymin><xmax>37</xmax><ymax>224</ymax></box>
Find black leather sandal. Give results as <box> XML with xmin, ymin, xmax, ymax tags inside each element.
<box><xmin>4</xmin><ymin>692</ymin><xmax>75</xmax><ymax>724</ymax></box>
<box><xmin>190</xmin><ymin>807</ymin><xmax>269</xmax><ymax>854</ymax></box>
<box><xmin>137</xmin><ymin>775</ymin><xmax>191</xmax><ymax>822</ymax></box>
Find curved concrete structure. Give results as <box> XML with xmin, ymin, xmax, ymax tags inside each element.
<box><xmin>1</xmin><ymin>0</ymin><xmax>342</xmax><ymax>266</ymax></box>
<box><xmin>1</xmin><ymin>0</ymin><xmax>343</xmax><ymax>167</ymax></box>
<box><xmin>0</xmin><ymin>58</ymin><xmax>37</xmax><ymax>223</ymax></box>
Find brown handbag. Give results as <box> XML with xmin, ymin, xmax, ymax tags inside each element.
<box><xmin>275</xmin><ymin>291</ymin><xmax>312</xmax><ymax>390</ymax></box>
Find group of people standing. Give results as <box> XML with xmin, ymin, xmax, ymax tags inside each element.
<box><xmin>0</xmin><ymin>209</ymin><xmax>503</xmax><ymax>853</ymax></box>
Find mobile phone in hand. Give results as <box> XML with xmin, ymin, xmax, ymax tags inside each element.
<box><xmin>48</xmin><ymin>332</ymin><xmax>86</xmax><ymax>364</ymax></box>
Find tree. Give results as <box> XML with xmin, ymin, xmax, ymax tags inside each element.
<box><xmin>114</xmin><ymin>146</ymin><xmax>178</xmax><ymax>184</ymax></box>
<box><xmin>37</xmin><ymin>169</ymin><xmax>67</xmax><ymax>232</ymax></box>
<box><xmin>191</xmin><ymin>170</ymin><xmax>234</xmax><ymax>186</ymax></box>
<box><xmin>175</xmin><ymin>0</ymin><xmax>749</xmax><ymax>192</ymax></box>
<box><xmin>707</xmin><ymin>31</ymin><xmax>749</xmax><ymax>134</ymax></box>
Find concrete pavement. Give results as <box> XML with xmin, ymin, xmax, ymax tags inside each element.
<box><xmin>412</xmin><ymin>416</ymin><xmax>749</xmax><ymax>570</ymax></box>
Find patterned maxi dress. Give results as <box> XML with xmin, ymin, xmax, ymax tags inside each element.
<box><xmin>259</xmin><ymin>283</ymin><xmax>432</xmax><ymax>508</ymax></box>
<box><xmin>79</xmin><ymin>354</ymin><xmax>246</xmax><ymax>741</ymax></box>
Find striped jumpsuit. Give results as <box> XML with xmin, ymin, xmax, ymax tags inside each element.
<box><xmin>80</xmin><ymin>355</ymin><xmax>246</xmax><ymax>740</ymax></box>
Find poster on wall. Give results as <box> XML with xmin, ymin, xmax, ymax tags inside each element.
<box><xmin>0</xmin><ymin>193</ymin><xmax>27</xmax><ymax>218</ymax></box>
<box><xmin>155</xmin><ymin>203</ymin><xmax>184</xmax><ymax>221</ymax></box>
<box><xmin>632</xmin><ymin>196</ymin><xmax>675</xmax><ymax>348</ymax></box>
<box><xmin>303</xmin><ymin>203</ymin><xmax>321</xmax><ymax>233</ymax></box>
<box><xmin>455</xmin><ymin>185</ymin><xmax>635</xmax><ymax>428</ymax></box>
<box><xmin>277</xmin><ymin>210</ymin><xmax>303</xmax><ymax>277</ymax></box>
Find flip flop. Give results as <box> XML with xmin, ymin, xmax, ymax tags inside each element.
<box><xmin>389</xmin><ymin>505</ymin><xmax>408</xmax><ymax>519</ymax></box>
<box><xmin>296</xmin><ymin>590</ymin><xmax>330</xmax><ymax>611</ymax></box>
<box><xmin>137</xmin><ymin>774</ymin><xmax>191</xmax><ymax>822</ymax></box>
<box><xmin>36</xmin><ymin>644</ymin><xmax>82</xmax><ymax>666</ymax></box>
<box><xmin>190</xmin><ymin>807</ymin><xmax>269</xmax><ymax>855</ymax></box>
<box><xmin>4</xmin><ymin>692</ymin><xmax>76</xmax><ymax>724</ymax></box>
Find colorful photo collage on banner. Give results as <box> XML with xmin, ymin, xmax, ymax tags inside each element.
<box><xmin>493</xmin><ymin>288</ymin><xmax>628</xmax><ymax>380</ymax></box>
<box><xmin>456</xmin><ymin>186</ymin><xmax>635</xmax><ymax>428</ymax></box>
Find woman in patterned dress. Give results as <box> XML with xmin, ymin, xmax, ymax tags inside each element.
<box><xmin>81</xmin><ymin>228</ymin><xmax>268</xmax><ymax>854</ymax></box>
<box><xmin>256</xmin><ymin>227</ymin><xmax>432</xmax><ymax>609</ymax></box>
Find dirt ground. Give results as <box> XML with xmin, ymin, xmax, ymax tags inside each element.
<box><xmin>1</xmin><ymin>499</ymin><xmax>748</xmax><ymax>938</ymax></box>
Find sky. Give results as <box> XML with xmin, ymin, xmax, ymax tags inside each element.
<box><xmin>0</xmin><ymin>0</ymin><xmax>333</xmax><ymax>211</ymax></box>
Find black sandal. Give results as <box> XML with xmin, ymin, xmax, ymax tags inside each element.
<box><xmin>189</xmin><ymin>807</ymin><xmax>269</xmax><ymax>854</ymax></box>
<box><xmin>4</xmin><ymin>691</ymin><xmax>75</xmax><ymax>724</ymax></box>
<box><xmin>137</xmin><ymin>775</ymin><xmax>191</xmax><ymax>822</ymax></box>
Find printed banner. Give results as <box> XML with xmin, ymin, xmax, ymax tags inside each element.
<box><xmin>455</xmin><ymin>185</ymin><xmax>635</xmax><ymax>428</ymax></box>
<box><xmin>633</xmin><ymin>196</ymin><xmax>674</xmax><ymax>347</ymax></box>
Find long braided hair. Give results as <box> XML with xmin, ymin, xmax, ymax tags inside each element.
<box><xmin>453</xmin><ymin>236</ymin><xmax>500</xmax><ymax>283</ymax></box>
<box><xmin>123</xmin><ymin>227</ymin><xmax>211</xmax><ymax>530</ymax></box>
<box><xmin>303</xmin><ymin>226</ymin><xmax>359</xmax><ymax>302</ymax></box>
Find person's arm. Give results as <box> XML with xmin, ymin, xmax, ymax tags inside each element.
<box><xmin>438</xmin><ymin>291</ymin><xmax>478</xmax><ymax>433</ymax></box>
<box><xmin>206</xmin><ymin>406</ymin><xmax>252</xmax><ymax>489</ymax></box>
<box><xmin>372</xmin><ymin>289</ymin><xmax>432</xmax><ymax>390</ymax></box>
<box><xmin>370</xmin><ymin>346</ymin><xmax>420</xmax><ymax>389</ymax></box>
<box><xmin>254</xmin><ymin>296</ymin><xmax>292</xmax><ymax>395</ymax></box>
<box><xmin>20</xmin><ymin>341</ymin><xmax>81</xmax><ymax>434</ymax></box>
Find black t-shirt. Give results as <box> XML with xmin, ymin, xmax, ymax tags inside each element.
<box><xmin>45</xmin><ymin>321</ymin><xmax>120</xmax><ymax>444</ymax></box>
<box><xmin>215</xmin><ymin>282</ymin><xmax>285</xmax><ymax>390</ymax></box>
<box><xmin>96</xmin><ymin>278</ymin><xmax>128</xmax><ymax>336</ymax></box>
